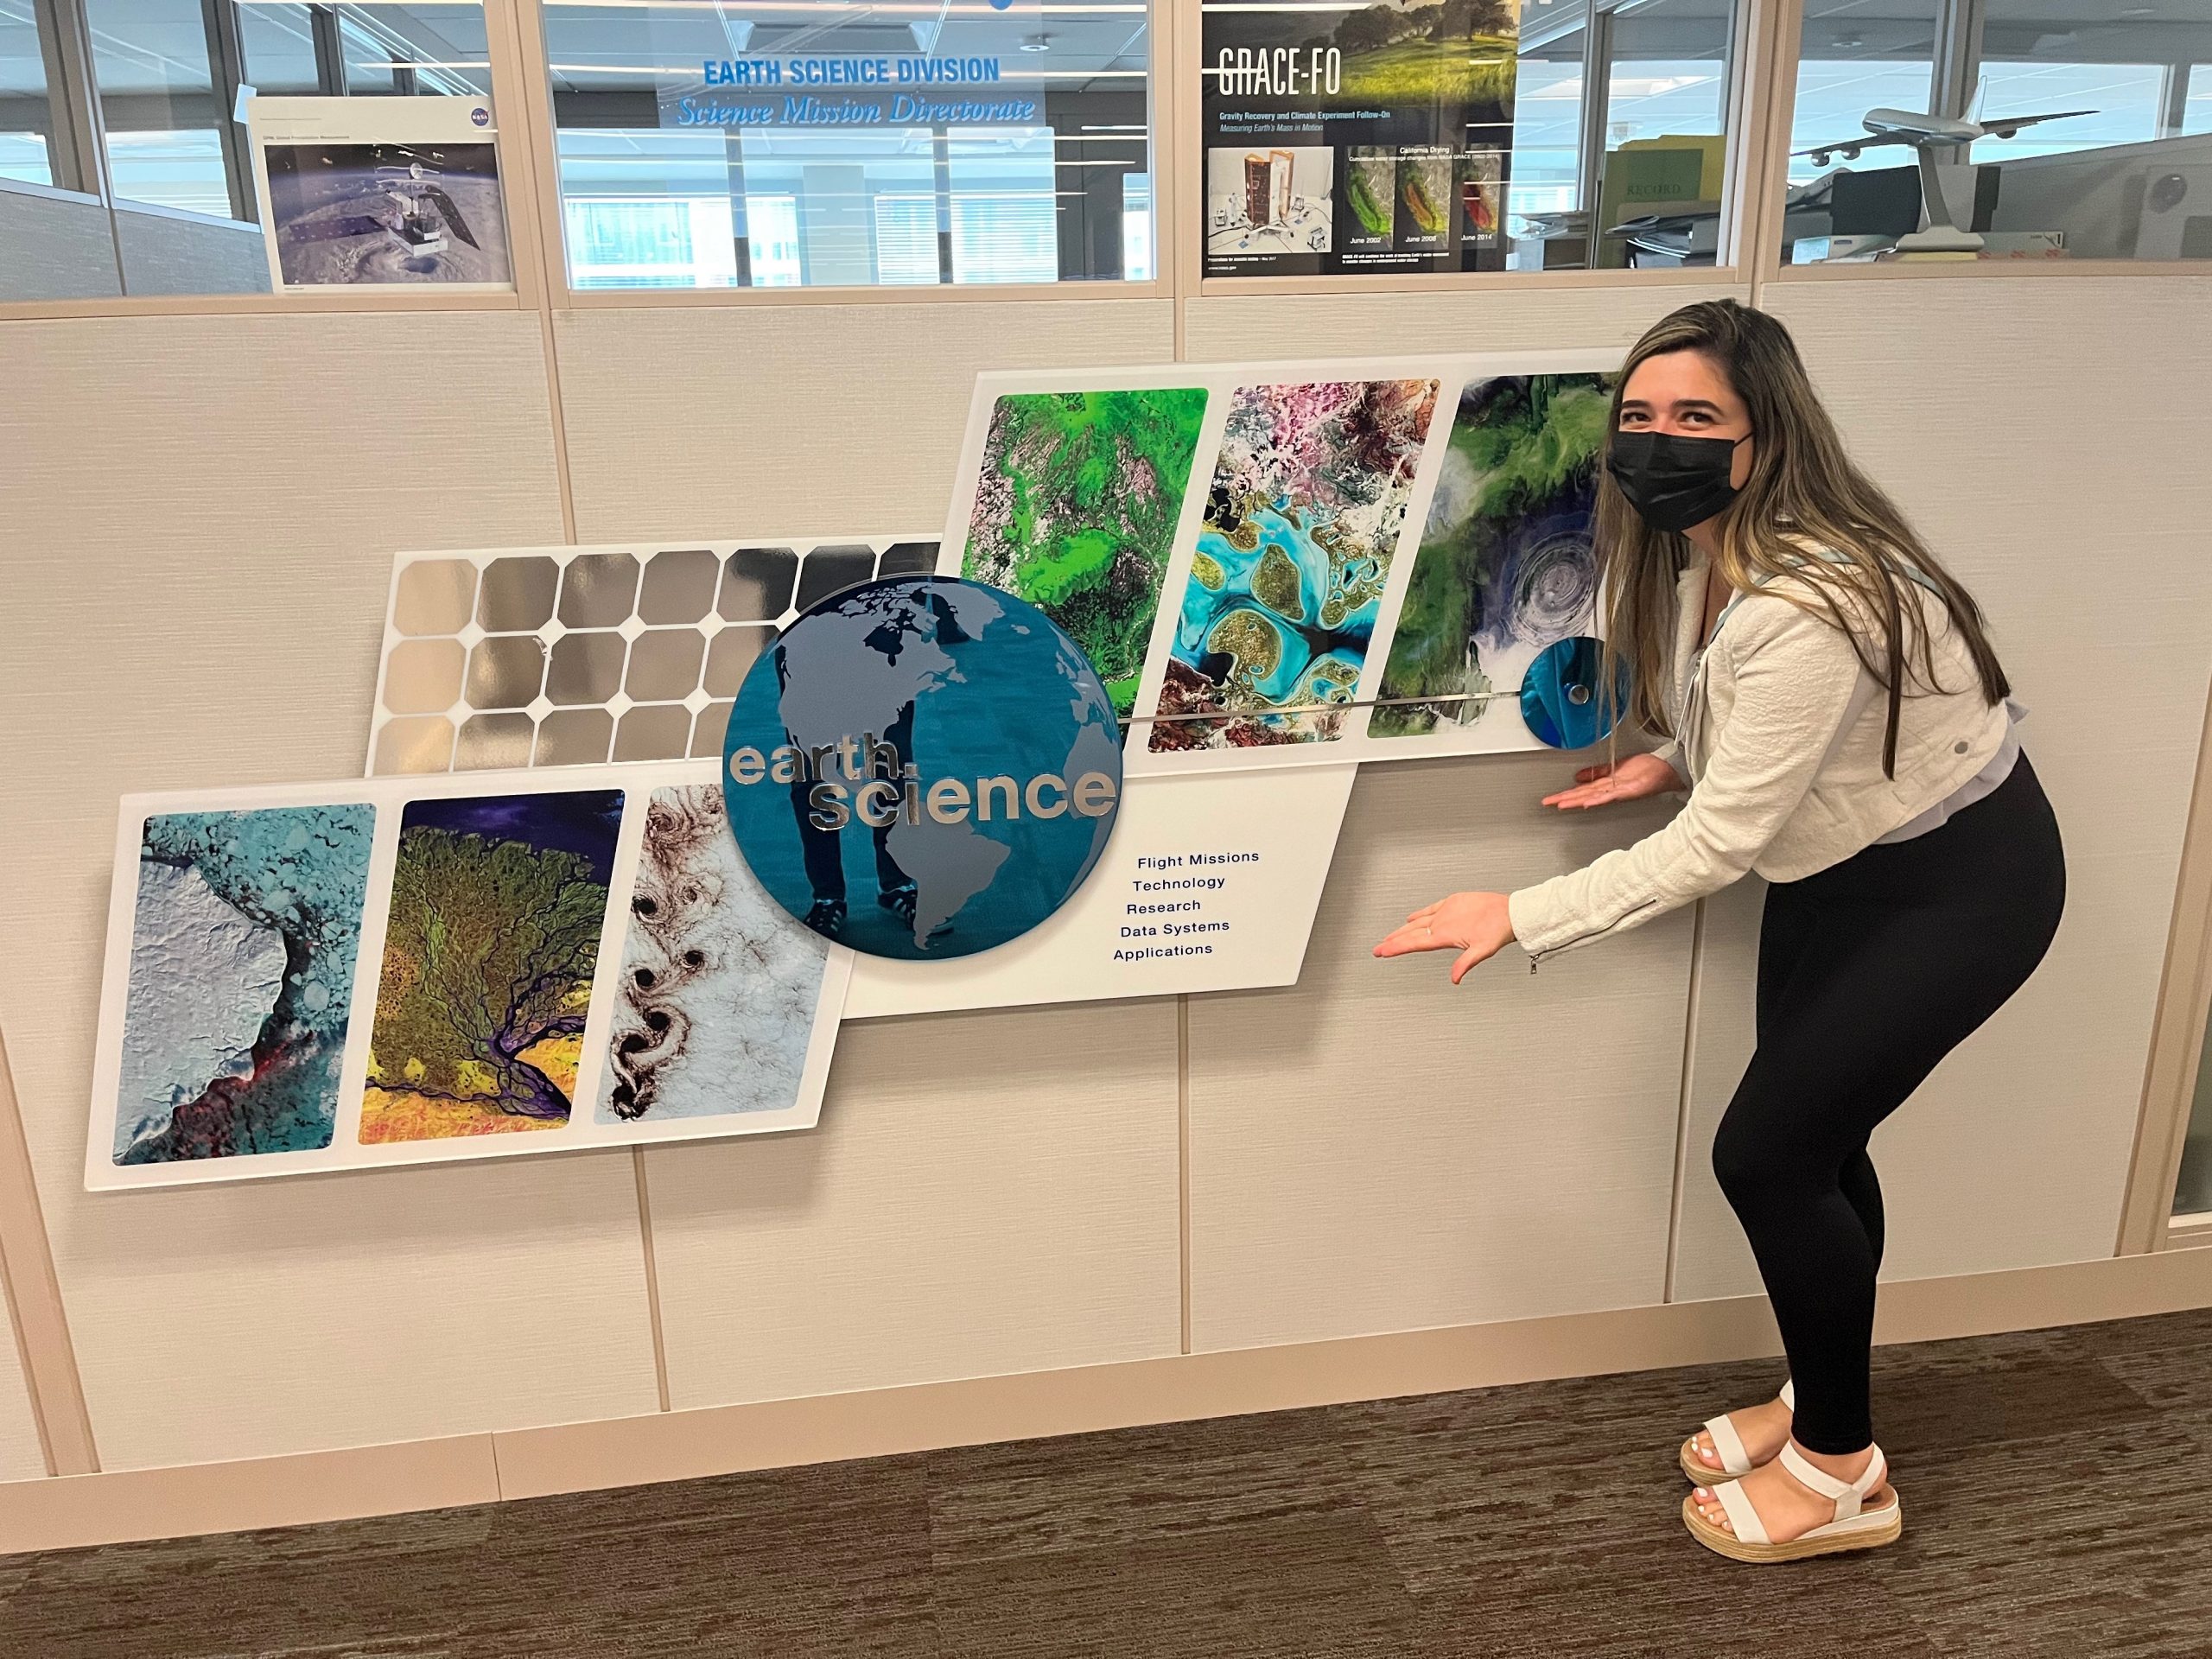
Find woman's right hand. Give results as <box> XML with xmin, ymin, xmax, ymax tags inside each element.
<box><xmin>1541</xmin><ymin>751</ymin><xmax>1685</xmax><ymax>810</ymax></box>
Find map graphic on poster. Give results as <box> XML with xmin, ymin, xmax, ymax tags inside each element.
<box><xmin>1202</xmin><ymin>0</ymin><xmax>1521</xmax><ymax>277</ymax></box>
<box><xmin>721</xmin><ymin>575</ymin><xmax>1124</xmax><ymax>962</ymax></box>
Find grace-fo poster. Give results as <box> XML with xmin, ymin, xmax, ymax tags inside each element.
<box><xmin>1202</xmin><ymin>0</ymin><xmax>1521</xmax><ymax>277</ymax></box>
<box><xmin>84</xmin><ymin>764</ymin><xmax>849</xmax><ymax>1191</ymax></box>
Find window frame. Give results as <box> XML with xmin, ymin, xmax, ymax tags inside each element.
<box><xmin>2</xmin><ymin>0</ymin><xmax>2207</xmax><ymax>325</ymax></box>
<box><xmin>1761</xmin><ymin>0</ymin><xmax>2212</xmax><ymax>286</ymax></box>
<box><xmin>2120</xmin><ymin>681</ymin><xmax>2212</xmax><ymax>1253</ymax></box>
<box><xmin>510</xmin><ymin>0</ymin><xmax>1179</xmax><ymax>308</ymax></box>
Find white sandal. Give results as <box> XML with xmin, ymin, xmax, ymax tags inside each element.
<box><xmin>1679</xmin><ymin>1379</ymin><xmax>1794</xmax><ymax>1483</ymax></box>
<box><xmin>1682</xmin><ymin>1440</ymin><xmax>1903</xmax><ymax>1564</ymax></box>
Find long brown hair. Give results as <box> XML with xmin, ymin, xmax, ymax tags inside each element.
<box><xmin>1597</xmin><ymin>300</ymin><xmax>2006</xmax><ymax>777</ymax></box>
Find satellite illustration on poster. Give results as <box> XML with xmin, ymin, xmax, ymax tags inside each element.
<box><xmin>1202</xmin><ymin>0</ymin><xmax>1522</xmax><ymax>277</ymax></box>
<box><xmin>246</xmin><ymin>95</ymin><xmax>513</xmax><ymax>291</ymax></box>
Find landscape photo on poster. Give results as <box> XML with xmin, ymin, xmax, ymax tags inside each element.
<box><xmin>113</xmin><ymin>804</ymin><xmax>375</xmax><ymax>1165</ymax></box>
<box><xmin>1150</xmin><ymin>378</ymin><xmax>1440</xmax><ymax>751</ymax></box>
<box><xmin>360</xmin><ymin>789</ymin><xmax>623</xmax><ymax>1144</ymax></box>
<box><xmin>960</xmin><ymin>390</ymin><xmax>1209</xmax><ymax>718</ymax></box>
<box><xmin>600</xmin><ymin>784</ymin><xmax>833</xmax><ymax>1123</ymax></box>
<box><xmin>1374</xmin><ymin>371</ymin><xmax>1614</xmax><ymax>743</ymax></box>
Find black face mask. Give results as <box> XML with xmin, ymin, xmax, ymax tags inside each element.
<box><xmin>1605</xmin><ymin>431</ymin><xmax>1747</xmax><ymax>533</ymax></box>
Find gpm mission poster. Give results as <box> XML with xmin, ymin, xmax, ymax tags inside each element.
<box><xmin>1202</xmin><ymin>0</ymin><xmax>1520</xmax><ymax>278</ymax></box>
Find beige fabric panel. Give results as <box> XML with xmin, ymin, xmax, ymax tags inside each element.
<box><xmin>0</xmin><ymin>313</ymin><xmax>664</xmax><ymax>1470</ymax></box>
<box><xmin>554</xmin><ymin>299</ymin><xmax>1178</xmax><ymax>543</ymax></box>
<box><xmin>0</xmin><ymin>1316</ymin><xmax>43</xmax><ymax>1482</ymax></box>
<box><xmin>646</xmin><ymin>1001</ymin><xmax>1182</xmax><ymax>1410</ymax></box>
<box><xmin>1667</xmin><ymin>878</ymin><xmax>1765</xmax><ymax>1302</ymax></box>
<box><xmin>1180</xmin><ymin>283</ymin><xmax>1751</xmax><ymax>363</ymax></box>
<box><xmin>1187</xmin><ymin>754</ymin><xmax>1694</xmax><ymax>1351</ymax></box>
<box><xmin>1674</xmin><ymin>276</ymin><xmax>2212</xmax><ymax>1296</ymax></box>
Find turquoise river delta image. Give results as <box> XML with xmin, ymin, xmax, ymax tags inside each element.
<box><xmin>1150</xmin><ymin>378</ymin><xmax>1440</xmax><ymax>751</ymax></box>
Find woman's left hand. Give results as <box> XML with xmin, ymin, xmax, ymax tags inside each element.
<box><xmin>1372</xmin><ymin>892</ymin><xmax>1516</xmax><ymax>984</ymax></box>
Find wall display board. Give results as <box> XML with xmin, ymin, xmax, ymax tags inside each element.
<box><xmin>840</xmin><ymin>761</ymin><xmax>1357</xmax><ymax>1018</ymax></box>
<box><xmin>246</xmin><ymin>97</ymin><xmax>515</xmax><ymax>292</ymax></box>
<box><xmin>367</xmin><ymin>535</ymin><xmax>1357</xmax><ymax>1018</ymax></box>
<box><xmin>369</xmin><ymin>537</ymin><xmax>940</xmax><ymax>777</ymax></box>
<box><xmin>939</xmin><ymin>352</ymin><xmax>1623</xmax><ymax>778</ymax></box>
<box><xmin>84</xmin><ymin>764</ymin><xmax>849</xmax><ymax>1191</ymax></box>
<box><xmin>1200</xmin><ymin>0</ymin><xmax>1521</xmax><ymax>277</ymax></box>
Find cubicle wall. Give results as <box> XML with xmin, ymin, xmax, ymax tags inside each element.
<box><xmin>0</xmin><ymin>1323</ymin><xmax>41</xmax><ymax>1484</ymax></box>
<box><xmin>3</xmin><ymin>273</ymin><xmax>2209</xmax><ymax>1506</ymax></box>
<box><xmin>1677</xmin><ymin>276</ymin><xmax>2212</xmax><ymax>1296</ymax></box>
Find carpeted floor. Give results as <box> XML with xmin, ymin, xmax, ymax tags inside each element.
<box><xmin>7</xmin><ymin>1306</ymin><xmax>2212</xmax><ymax>1656</ymax></box>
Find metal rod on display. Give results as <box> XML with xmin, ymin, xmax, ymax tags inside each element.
<box><xmin>1120</xmin><ymin>685</ymin><xmax>1583</xmax><ymax>727</ymax></box>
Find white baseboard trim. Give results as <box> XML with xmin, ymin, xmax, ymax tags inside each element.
<box><xmin>6</xmin><ymin>1245</ymin><xmax>2210</xmax><ymax>1558</ymax></box>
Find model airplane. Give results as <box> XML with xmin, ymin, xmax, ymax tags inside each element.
<box><xmin>1795</xmin><ymin>106</ymin><xmax>2096</xmax><ymax>169</ymax></box>
<box><xmin>1795</xmin><ymin>105</ymin><xmax>2094</xmax><ymax>252</ymax></box>
<box><xmin>285</xmin><ymin>162</ymin><xmax>482</xmax><ymax>256</ymax></box>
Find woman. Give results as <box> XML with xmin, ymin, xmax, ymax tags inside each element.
<box><xmin>1374</xmin><ymin>300</ymin><xmax>2064</xmax><ymax>1564</ymax></box>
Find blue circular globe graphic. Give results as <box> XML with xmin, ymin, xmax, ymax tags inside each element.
<box><xmin>722</xmin><ymin>575</ymin><xmax>1124</xmax><ymax>960</ymax></box>
<box><xmin>1520</xmin><ymin>635</ymin><xmax>1631</xmax><ymax>750</ymax></box>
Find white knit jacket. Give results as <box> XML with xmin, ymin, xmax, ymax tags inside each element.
<box><xmin>1507</xmin><ymin>557</ymin><xmax>2013</xmax><ymax>963</ymax></box>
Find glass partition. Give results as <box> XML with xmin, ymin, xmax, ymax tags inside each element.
<box><xmin>0</xmin><ymin>0</ymin><xmax>499</xmax><ymax>299</ymax></box>
<box><xmin>0</xmin><ymin>0</ymin><xmax>59</xmax><ymax>185</ymax></box>
<box><xmin>545</xmin><ymin>0</ymin><xmax>1153</xmax><ymax>291</ymax></box>
<box><xmin>1502</xmin><ymin>0</ymin><xmax>1738</xmax><ymax>273</ymax></box>
<box><xmin>1781</xmin><ymin>0</ymin><xmax>2212</xmax><ymax>264</ymax></box>
<box><xmin>86</xmin><ymin>0</ymin><xmax>237</xmax><ymax>214</ymax></box>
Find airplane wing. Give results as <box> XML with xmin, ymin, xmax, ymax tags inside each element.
<box><xmin>1977</xmin><ymin>109</ymin><xmax>2098</xmax><ymax>141</ymax></box>
<box><xmin>1790</xmin><ymin>132</ymin><xmax>1914</xmax><ymax>163</ymax></box>
<box><xmin>421</xmin><ymin>186</ymin><xmax>481</xmax><ymax>250</ymax></box>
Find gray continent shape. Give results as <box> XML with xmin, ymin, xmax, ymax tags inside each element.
<box><xmin>779</xmin><ymin>582</ymin><xmax>1020</xmax><ymax>948</ymax></box>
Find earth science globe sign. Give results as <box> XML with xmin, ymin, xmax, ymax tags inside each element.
<box><xmin>722</xmin><ymin>575</ymin><xmax>1124</xmax><ymax>961</ymax></box>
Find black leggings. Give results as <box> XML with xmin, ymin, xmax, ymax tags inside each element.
<box><xmin>1713</xmin><ymin>753</ymin><xmax>2065</xmax><ymax>1455</ymax></box>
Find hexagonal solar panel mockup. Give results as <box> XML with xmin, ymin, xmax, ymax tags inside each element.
<box><xmin>369</xmin><ymin>537</ymin><xmax>941</xmax><ymax>776</ymax></box>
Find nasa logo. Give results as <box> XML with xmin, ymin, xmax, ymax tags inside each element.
<box><xmin>988</xmin><ymin>0</ymin><xmax>1014</xmax><ymax>11</ymax></box>
<box><xmin>469</xmin><ymin>105</ymin><xmax>491</xmax><ymax>126</ymax></box>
